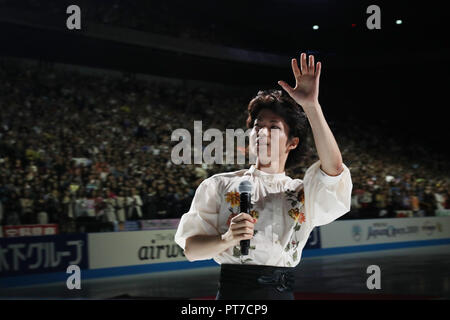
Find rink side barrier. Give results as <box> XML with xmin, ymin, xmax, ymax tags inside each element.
<box><xmin>319</xmin><ymin>216</ymin><xmax>450</xmax><ymax>248</ymax></box>
<box><xmin>1</xmin><ymin>216</ymin><xmax>450</xmax><ymax>288</ymax></box>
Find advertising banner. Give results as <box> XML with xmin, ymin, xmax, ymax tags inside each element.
<box><xmin>436</xmin><ymin>209</ymin><xmax>450</xmax><ymax>217</ymax></box>
<box><xmin>0</xmin><ymin>233</ymin><xmax>88</xmax><ymax>277</ymax></box>
<box><xmin>2</xmin><ymin>224</ymin><xmax>58</xmax><ymax>238</ymax></box>
<box><xmin>140</xmin><ymin>219</ymin><xmax>180</xmax><ymax>230</ymax></box>
<box><xmin>395</xmin><ymin>210</ymin><xmax>414</xmax><ymax>218</ymax></box>
<box><xmin>115</xmin><ymin>219</ymin><xmax>180</xmax><ymax>231</ymax></box>
<box><xmin>118</xmin><ymin>221</ymin><xmax>141</xmax><ymax>231</ymax></box>
<box><xmin>320</xmin><ymin>216</ymin><xmax>450</xmax><ymax>248</ymax></box>
<box><xmin>88</xmin><ymin>229</ymin><xmax>185</xmax><ymax>269</ymax></box>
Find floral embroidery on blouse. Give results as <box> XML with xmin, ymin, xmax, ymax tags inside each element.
<box><xmin>285</xmin><ymin>189</ymin><xmax>305</xmax><ymax>207</ymax></box>
<box><xmin>284</xmin><ymin>188</ymin><xmax>306</xmax><ymax>263</ymax></box>
<box><xmin>225</xmin><ymin>191</ymin><xmax>240</xmax><ymax>207</ymax></box>
<box><xmin>288</xmin><ymin>208</ymin><xmax>306</xmax><ymax>224</ymax></box>
<box><xmin>298</xmin><ymin>189</ymin><xmax>305</xmax><ymax>204</ymax></box>
<box><xmin>232</xmin><ymin>245</ymin><xmax>256</xmax><ymax>264</ymax></box>
<box><xmin>250</xmin><ymin>209</ymin><xmax>259</xmax><ymax>222</ymax></box>
<box><xmin>225</xmin><ymin>191</ymin><xmax>259</xmax><ymax>221</ymax></box>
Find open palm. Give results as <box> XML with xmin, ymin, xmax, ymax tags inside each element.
<box><xmin>278</xmin><ymin>53</ymin><xmax>321</xmax><ymax>108</ymax></box>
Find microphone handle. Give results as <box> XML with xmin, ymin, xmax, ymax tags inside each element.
<box><xmin>239</xmin><ymin>192</ymin><xmax>251</xmax><ymax>255</ymax></box>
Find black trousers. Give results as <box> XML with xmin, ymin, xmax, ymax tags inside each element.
<box><xmin>215</xmin><ymin>263</ymin><xmax>295</xmax><ymax>300</ymax></box>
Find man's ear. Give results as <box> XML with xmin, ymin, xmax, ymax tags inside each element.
<box><xmin>287</xmin><ymin>137</ymin><xmax>299</xmax><ymax>151</ymax></box>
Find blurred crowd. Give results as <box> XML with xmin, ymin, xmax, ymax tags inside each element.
<box><xmin>0</xmin><ymin>59</ymin><xmax>449</xmax><ymax>233</ymax></box>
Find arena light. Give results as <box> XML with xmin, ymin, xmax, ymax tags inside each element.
<box><xmin>396</xmin><ymin>19</ymin><xmax>402</xmax><ymax>25</ymax></box>
<box><xmin>312</xmin><ymin>25</ymin><xmax>319</xmax><ymax>30</ymax></box>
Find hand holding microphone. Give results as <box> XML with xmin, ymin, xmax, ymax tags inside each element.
<box><xmin>221</xmin><ymin>180</ymin><xmax>255</xmax><ymax>255</ymax></box>
<box><xmin>221</xmin><ymin>212</ymin><xmax>256</xmax><ymax>248</ymax></box>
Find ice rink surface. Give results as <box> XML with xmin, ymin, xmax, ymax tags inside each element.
<box><xmin>2</xmin><ymin>244</ymin><xmax>449</xmax><ymax>300</ymax></box>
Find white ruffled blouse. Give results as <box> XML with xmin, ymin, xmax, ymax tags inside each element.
<box><xmin>174</xmin><ymin>160</ymin><xmax>353</xmax><ymax>267</ymax></box>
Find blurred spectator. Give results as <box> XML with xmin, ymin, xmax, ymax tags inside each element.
<box><xmin>4</xmin><ymin>191</ymin><xmax>21</xmax><ymax>225</ymax></box>
<box><xmin>20</xmin><ymin>188</ymin><xmax>34</xmax><ymax>224</ymax></box>
<box><xmin>444</xmin><ymin>190</ymin><xmax>450</xmax><ymax>209</ymax></box>
<box><xmin>127</xmin><ymin>187</ymin><xmax>143</xmax><ymax>220</ymax></box>
<box><xmin>410</xmin><ymin>190</ymin><xmax>420</xmax><ymax>216</ymax></box>
<box><xmin>420</xmin><ymin>186</ymin><xmax>437</xmax><ymax>217</ymax></box>
<box><xmin>61</xmin><ymin>190</ymin><xmax>75</xmax><ymax>220</ymax></box>
<box><xmin>74</xmin><ymin>189</ymin><xmax>88</xmax><ymax>219</ymax></box>
<box><xmin>94</xmin><ymin>189</ymin><xmax>106</xmax><ymax>220</ymax></box>
<box><xmin>104</xmin><ymin>190</ymin><xmax>117</xmax><ymax>223</ymax></box>
<box><xmin>85</xmin><ymin>191</ymin><xmax>96</xmax><ymax>219</ymax></box>
<box><xmin>142</xmin><ymin>186</ymin><xmax>157</xmax><ymax>220</ymax></box>
<box><xmin>373</xmin><ymin>187</ymin><xmax>387</xmax><ymax>217</ymax></box>
<box><xmin>115</xmin><ymin>189</ymin><xmax>126</xmax><ymax>222</ymax></box>
<box><xmin>435</xmin><ymin>186</ymin><xmax>447</xmax><ymax>210</ymax></box>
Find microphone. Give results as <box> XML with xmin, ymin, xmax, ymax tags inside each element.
<box><xmin>238</xmin><ymin>180</ymin><xmax>253</xmax><ymax>256</ymax></box>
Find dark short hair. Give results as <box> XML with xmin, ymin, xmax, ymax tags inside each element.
<box><xmin>246</xmin><ymin>89</ymin><xmax>309</xmax><ymax>169</ymax></box>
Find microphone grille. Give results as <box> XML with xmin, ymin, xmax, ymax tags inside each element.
<box><xmin>238</xmin><ymin>180</ymin><xmax>253</xmax><ymax>193</ymax></box>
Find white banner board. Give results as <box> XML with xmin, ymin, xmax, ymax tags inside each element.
<box><xmin>320</xmin><ymin>216</ymin><xmax>450</xmax><ymax>248</ymax></box>
<box><xmin>88</xmin><ymin>229</ymin><xmax>186</xmax><ymax>269</ymax></box>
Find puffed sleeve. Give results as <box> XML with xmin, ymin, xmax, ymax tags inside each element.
<box><xmin>303</xmin><ymin>160</ymin><xmax>353</xmax><ymax>227</ymax></box>
<box><xmin>174</xmin><ymin>177</ymin><xmax>221</xmax><ymax>250</ymax></box>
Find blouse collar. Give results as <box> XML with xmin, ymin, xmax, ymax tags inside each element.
<box><xmin>244</xmin><ymin>165</ymin><xmax>286</xmax><ymax>178</ymax></box>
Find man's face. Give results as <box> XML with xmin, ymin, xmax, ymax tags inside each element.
<box><xmin>249</xmin><ymin>109</ymin><xmax>294</xmax><ymax>166</ymax></box>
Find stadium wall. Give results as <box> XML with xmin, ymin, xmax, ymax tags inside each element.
<box><xmin>1</xmin><ymin>217</ymin><xmax>450</xmax><ymax>289</ymax></box>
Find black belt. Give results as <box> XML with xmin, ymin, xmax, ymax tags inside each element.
<box><xmin>219</xmin><ymin>264</ymin><xmax>295</xmax><ymax>293</ymax></box>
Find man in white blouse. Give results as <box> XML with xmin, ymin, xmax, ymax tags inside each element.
<box><xmin>174</xmin><ymin>53</ymin><xmax>353</xmax><ymax>300</ymax></box>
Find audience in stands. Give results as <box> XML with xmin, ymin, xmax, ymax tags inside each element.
<box><xmin>0</xmin><ymin>60</ymin><xmax>448</xmax><ymax>234</ymax></box>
